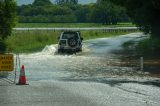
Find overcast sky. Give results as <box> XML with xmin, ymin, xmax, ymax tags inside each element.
<box><xmin>16</xmin><ymin>0</ymin><xmax>97</xmax><ymax>5</ymax></box>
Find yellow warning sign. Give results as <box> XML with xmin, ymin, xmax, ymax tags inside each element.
<box><xmin>0</xmin><ymin>54</ymin><xmax>13</xmax><ymax>71</ymax></box>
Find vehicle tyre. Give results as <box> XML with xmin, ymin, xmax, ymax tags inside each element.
<box><xmin>78</xmin><ymin>48</ymin><xmax>82</xmax><ymax>52</ymax></box>
<box><xmin>58</xmin><ymin>49</ymin><xmax>61</xmax><ymax>53</ymax></box>
<box><xmin>68</xmin><ymin>37</ymin><xmax>78</xmax><ymax>47</ymax></box>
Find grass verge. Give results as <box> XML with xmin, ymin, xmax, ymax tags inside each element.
<box><xmin>122</xmin><ymin>36</ymin><xmax>160</xmax><ymax>57</ymax></box>
<box><xmin>136</xmin><ymin>37</ymin><xmax>160</xmax><ymax>57</ymax></box>
<box><xmin>121</xmin><ymin>37</ymin><xmax>160</xmax><ymax>76</ymax></box>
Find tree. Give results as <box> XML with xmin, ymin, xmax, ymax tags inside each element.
<box><xmin>17</xmin><ymin>3</ymin><xmax>77</xmax><ymax>23</ymax></box>
<box><xmin>75</xmin><ymin>5</ymin><xmax>90</xmax><ymax>22</ymax></box>
<box><xmin>0</xmin><ymin>0</ymin><xmax>16</xmax><ymax>39</ymax></box>
<box><xmin>0</xmin><ymin>0</ymin><xmax>16</xmax><ymax>52</ymax></box>
<box><xmin>111</xmin><ymin>0</ymin><xmax>160</xmax><ymax>37</ymax></box>
<box><xmin>33</xmin><ymin>0</ymin><xmax>52</xmax><ymax>6</ymax></box>
<box><xmin>91</xmin><ymin>0</ymin><xmax>128</xmax><ymax>24</ymax></box>
<box><xmin>56</xmin><ymin>0</ymin><xmax>78</xmax><ymax>5</ymax></box>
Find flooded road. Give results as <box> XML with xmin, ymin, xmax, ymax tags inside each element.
<box><xmin>13</xmin><ymin>33</ymin><xmax>149</xmax><ymax>81</ymax></box>
<box><xmin>2</xmin><ymin>33</ymin><xmax>160</xmax><ymax>106</ymax></box>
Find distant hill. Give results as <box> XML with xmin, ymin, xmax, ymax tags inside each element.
<box><xmin>16</xmin><ymin>0</ymin><xmax>96</xmax><ymax>5</ymax></box>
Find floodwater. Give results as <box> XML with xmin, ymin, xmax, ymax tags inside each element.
<box><xmin>3</xmin><ymin>33</ymin><xmax>160</xmax><ymax>106</ymax></box>
<box><xmin>11</xmin><ymin>33</ymin><xmax>153</xmax><ymax>81</ymax></box>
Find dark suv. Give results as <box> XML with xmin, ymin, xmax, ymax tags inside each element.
<box><xmin>58</xmin><ymin>31</ymin><xmax>83</xmax><ymax>53</ymax></box>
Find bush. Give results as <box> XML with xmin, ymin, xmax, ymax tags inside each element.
<box><xmin>0</xmin><ymin>39</ymin><xmax>6</xmax><ymax>53</ymax></box>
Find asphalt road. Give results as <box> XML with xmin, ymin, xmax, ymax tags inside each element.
<box><xmin>0</xmin><ymin>80</ymin><xmax>160</xmax><ymax>106</ymax></box>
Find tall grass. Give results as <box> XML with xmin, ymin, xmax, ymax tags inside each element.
<box><xmin>122</xmin><ymin>36</ymin><xmax>160</xmax><ymax>57</ymax></box>
<box><xmin>6</xmin><ymin>30</ymin><xmax>137</xmax><ymax>53</ymax></box>
<box><xmin>6</xmin><ymin>30</ymin><xmax>60</xmax><ymax>53</ymax></box>
<box><xmin>136</xmin><ymin>38</ymin><xmax>160</xmax><ymax>57</ymax></box>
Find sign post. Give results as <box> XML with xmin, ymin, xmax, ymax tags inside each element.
<box><xmin>140</xmin><ymin>57</ymin><xmax>144</xmax><ymax>71</ymax></box>
<box><xmin>0</xmin><ymin>54</ymin><xmax>14</xmax><ymax>71</ymax></box>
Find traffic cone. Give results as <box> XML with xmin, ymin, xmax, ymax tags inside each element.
<box><xmin>18</xmin><ymin>65</ymin><xmax>28</xmax><ymax>85</ymax></box>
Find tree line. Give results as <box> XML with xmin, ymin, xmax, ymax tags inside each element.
<box><xmin>17</xmin><ymin>0</ymin><xmax>130</xmax><ymax>24</ymax></box>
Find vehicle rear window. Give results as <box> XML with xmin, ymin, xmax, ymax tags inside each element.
<box><xmin>62</xmin><ymin>33</ymin><xmax>78</xmax><ymax>39</ymax></box>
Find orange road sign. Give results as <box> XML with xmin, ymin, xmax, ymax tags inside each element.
<box><xmin>0</xmin><ymin>54</ymin><xmax>14</xmax><ymax>71</ymax></box>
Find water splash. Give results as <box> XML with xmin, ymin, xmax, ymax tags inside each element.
<box><xmin>41</xmin><ymin>44</ymin><xmax>58</xmax><ymax>54</ymax></box>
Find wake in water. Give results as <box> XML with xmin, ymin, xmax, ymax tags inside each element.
<box><xmin>41</xmin><ymin>44</ymin><xmax>58</xmax><ymax>55</ymax></box>
<box><xmin>41</xmin><ymin>43</ymin><xmax>91</xmax><ymax>56</ymax></box>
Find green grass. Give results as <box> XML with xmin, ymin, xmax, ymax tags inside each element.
<box><xmin>6</xmin><ymin>30</ymin><xmax>138</xmax><ymax>53</ymax></box>
<box><xmin>16</xmin><ymin>22</ymin><xmax>136</xmax><ymax>28</ymax></box>
<box><xmin>136</xmin><ymin>38</ymin><xmax>160</xmax><ymax>56</ymax></box>
<box><xmin>6</xmin><ymin>30</ymin><xmax>60</xmax><ymax>53</ymax></box>
<box><xmin>122</xmin><ymin>36</ymin><xmax>160</xmax><ymax>57</ymax></box>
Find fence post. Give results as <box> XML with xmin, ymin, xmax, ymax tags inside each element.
<box><xmin>140</xmin><ymin>57</ymin><xmax>144</xmax><ymax>71</ymax></box>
